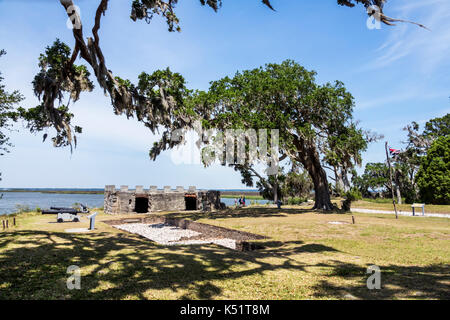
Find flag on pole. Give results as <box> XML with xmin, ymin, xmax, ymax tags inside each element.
<box><xmin>389</xmin><ymin>147</ymin><xmax>401</xmax><ymax>156</ymax></box>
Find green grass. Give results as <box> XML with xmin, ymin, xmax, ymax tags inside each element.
<box><xmin>0</xmin><ymin>206</ymin><xmax>449</xmax><ymax>300</ymax></box>
<box><xmin>353</xmin><ymin>200</ymin><xmax>450</xmax><ymax>214</ymax></box>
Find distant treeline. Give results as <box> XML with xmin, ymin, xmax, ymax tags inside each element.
<box><xmin>1</xmin><ymin>189</ymin><xmax>261</xmax><ymax>197</ymax></box>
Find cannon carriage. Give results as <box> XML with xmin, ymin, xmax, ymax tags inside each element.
<box><xmin>42</xmin><ymin>204</ymin><xmax>89</xmax><ymax>223</ymax></box>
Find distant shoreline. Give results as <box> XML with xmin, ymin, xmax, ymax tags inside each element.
<box><xmin>0</xmin><ymin>189</ymin><xmax>261</xmax><ymax>196</ymax></box>
<box><xmin>1</xmin><ymin>189</ymin><xmax>104</xmax><ymax>195</ymax></box>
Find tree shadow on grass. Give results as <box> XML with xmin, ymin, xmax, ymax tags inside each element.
<box><xmin>168</xmin><ymin>207</ymin><xmax>315</xmax><ymax>221</ymax></box>
<box><xmin>259</xmin><ymin>240</ymin><xmax>339</xmax><ymax>256</ymax></box>
<box><xmin>0</xmin><ymin>230</ymin><xmax>448</xmax><ymax>300</ymax></box>
<box><xmin>0</xmin><ymin>230</ymin><xmax>310</xmax><ymax>300</ymax></box>
<box><xmin>311</xmin><ymin>260</ymin><xmax>450</xmax><ymax>300</ymax></box>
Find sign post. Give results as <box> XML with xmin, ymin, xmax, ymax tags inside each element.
<box><xmin>87</xmin><ymin>212</ymin><xmax>98</xmax><ymax>231</ymax></box>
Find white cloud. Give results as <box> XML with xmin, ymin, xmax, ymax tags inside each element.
<box><xmin>365</xmin><ymin>0</ymin><xmax>450</xmax><ymax>74</ymax></box>
<box><xmin>356</xmin><ymin>86</ymin><xmax>448</xmax><ymax>110</ymax></box>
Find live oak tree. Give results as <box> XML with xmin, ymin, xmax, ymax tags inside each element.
<box><xmin>163</xmin><ymin>60</ymin><xmax>363</xmax><ymax>211</ymax></box>
<box><xmin>10</xmin><ymin>1</ymin><xmax>421</xmax><ymax>203</ymax></box>
<box><xmin>17</xmin><ymin>0</ymin><xmax>420</xmax><ymax>150</ymax></box>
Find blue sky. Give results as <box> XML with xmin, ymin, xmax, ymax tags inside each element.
<box><xmin>0</xmin><ymin>0</ymin><xmax>449</xmax><ymax>189</ymax></box>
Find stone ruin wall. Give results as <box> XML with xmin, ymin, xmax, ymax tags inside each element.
<box><xmin>104</xmin><ymin>185</ymin><xmax>222</xmax><ymax>214</ymax></box>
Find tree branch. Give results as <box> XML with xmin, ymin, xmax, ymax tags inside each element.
<box><xmin>92</xmin><ymin>0</ymin><xmax>109</xmax><ymax>66</ymax></box>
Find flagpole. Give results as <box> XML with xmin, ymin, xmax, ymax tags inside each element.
<box><xmin>385</xmin><ymin>142</ymin><xmax>398</xmax><ymax>219</ymax></box>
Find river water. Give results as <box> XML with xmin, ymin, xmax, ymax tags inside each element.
<box><xmin>0</xmin><ymin>192</ymin><xmax>269</xmax><ymax>215</ymax></box>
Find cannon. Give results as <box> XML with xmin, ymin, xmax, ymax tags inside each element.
<box><xmin>42</xmin><ymin>204</ymin><xmax>89</xmax><ymax>223</ymax></box>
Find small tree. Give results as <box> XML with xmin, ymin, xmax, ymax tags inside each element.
<box><xmin>353</xmin><ymin>162</ymin><xmax>390</xmax><ymax>197</ymax></box>
<box><xmin>283</xmin><ymin>170</ymin><xmax>313</xmax><ymax>200</ymax></box>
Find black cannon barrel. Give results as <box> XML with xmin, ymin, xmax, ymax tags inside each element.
<box><xmin>42</xmin><ymin>204</ymin><xmax>89</xmax><ymax>215</ymax></box>
<box><xmin>52</xmin><ymin>205</ymin><xmax>89</xmax><ymax>212</ymax></box>
<box><xmin>42</xmin><ymin>208</ymin><xmax>79</xmax><ymax>215</ymax></box>
<box><xmin>50</xmin><ymin>207</ymin><xmax>79</xmax><ymax>212</ymax></box>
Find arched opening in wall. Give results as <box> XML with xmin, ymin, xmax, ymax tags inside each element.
<box><xmin>135</xmin><ymin>197</ymin><xmax>149</xmax><ymax>213</ymax></box>
<box><xmin>185</xmin><ymin>194</ymin><xmax>197</xmax><ymax>211</ymax></box>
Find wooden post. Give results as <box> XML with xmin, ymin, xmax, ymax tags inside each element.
<box><xmin>385</xmin><ymin>142</ymin><xmax>398</xmax><ymax>219</ymax></box>
<box><xmin>352</xmin><ymin>216</ymin><xmax>355</xmax><ymax>224</ymax></box>
<box><xmin>13</xmin><ymin>217</ymin><xmax>16</xmax><ymax>226</ymax></box>
<box><xmin>2</xmin><ymin>220</ymin><xmax>4</xmax><ymax>230</ymax></box>
<box><xmin>6</xmin><ymin>220</ymin><xmax>8</xmax><ymax>228</ymax></box>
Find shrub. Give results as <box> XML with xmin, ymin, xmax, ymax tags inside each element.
<box><xmin>345</xmin><ymin>188</ymin><xmax>362</xmax><ymax>202</ymax></box>
<box><xmin>14</xmin><ymin>205</ymin><xmax>32</xmax><ymax>214</ymax></box>
<box><xmin>342</xmin><ymin>188</ymin><xmax>362</xmax><ymax>211</ymax></box>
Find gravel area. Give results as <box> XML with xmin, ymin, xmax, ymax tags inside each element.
<box><xmin>113</xmin><ymin>223</ymin><xmax>236</xmax><ymax>249</ymax></box>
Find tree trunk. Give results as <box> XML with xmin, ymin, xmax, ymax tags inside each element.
<box><xmin>341</xmin><ymin>167</ymin><xmax>351</xmax><ymax>192</ymax></box>
<box><xmin>334</xmin><ymin>166</ymin><xmax>344</xmax><ymax>195</ymax></box>
<box><xmin>304</xmin><ymin>150</ymin><xmax>333</xmax><ymax>211</ymax></box>
<box><xmin>292</xmin><ymin>136</ymin><xmax>334</xmax><ymax>211</ymax></box>
<box><xmin>273</xmin><ymin>179</ymin><xmax>278</xmax><ymax>203</ymax></box>
<box><xmin>396</xmin><ymin>185</ymin><xmax>402</xmax><ymax>204</ymax></box>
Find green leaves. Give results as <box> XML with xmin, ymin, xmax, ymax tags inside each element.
<box><xmin>416</xmin><ymin>136</ymin><xmax>450</xmax><ymax>205</ymax></box>
<box><xmin>199</xmin><ymin>60</ymin><xmax>358</xmax><ymax>164</ymax></box>
<box><xmin>423</xmin><ymin>113</ymin><xmax>450</xmax><ymax>138</ymax></box>
<box><xmin>0</xmin><ymin>50</ymin><xmax>24</xmax><ymax>156</ymax></box>
<box><xmin>130</xmin><ymin>0</ymin><xmax>274</xmax><ymax>32</ymax></box>
<box><xmin>21</xmin><ymin>39</ymin><xmax>94</xmax><ymax>150</ymax></box>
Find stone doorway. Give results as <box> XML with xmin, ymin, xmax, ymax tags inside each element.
<box><xmin>135</xmin><ymin>197</ymin><xmax>149</xmax><ymax>213</ymax></box>
<box><xmin>185</xmin><ymin>194</ymin><xmax>197</xmax><ymax>211</ymax></box>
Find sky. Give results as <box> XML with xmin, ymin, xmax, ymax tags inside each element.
<box><xmin>0</xmin><ymin>0</ymin><xmax>449</xmax><ymax>189</ymax></box>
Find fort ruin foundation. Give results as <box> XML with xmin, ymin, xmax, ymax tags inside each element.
<box><xmin>104</xmin><ymin>185</ymin><xmax>222</xmax><ymax>214</ymax></box>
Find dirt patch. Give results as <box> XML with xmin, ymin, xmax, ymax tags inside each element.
<box><xmin>328</xmin><ymin>221</ymin><xmax>352</xmax><ymax>225</ymax></box>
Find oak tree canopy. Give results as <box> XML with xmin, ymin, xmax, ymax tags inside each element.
<box><xmin>21</xmin><ymin>0</ymin><xmax>418</xmax><ymax>149</ymax></box>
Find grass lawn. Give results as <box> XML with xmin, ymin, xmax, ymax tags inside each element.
<box><xmin>353</xmin><ymin>200</ymin><xmax>450</xmax><ymax>214</ymax></box>
<box><xmin>0</xmin><ymin>206</ymin><xmax>449</xmax><ymax>300</ymax></box>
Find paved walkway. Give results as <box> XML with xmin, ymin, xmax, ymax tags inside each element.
<box><xmin>351</xmin><ymin>208</ymin><xmax>450</xmax><ymax>219</ymax></box>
